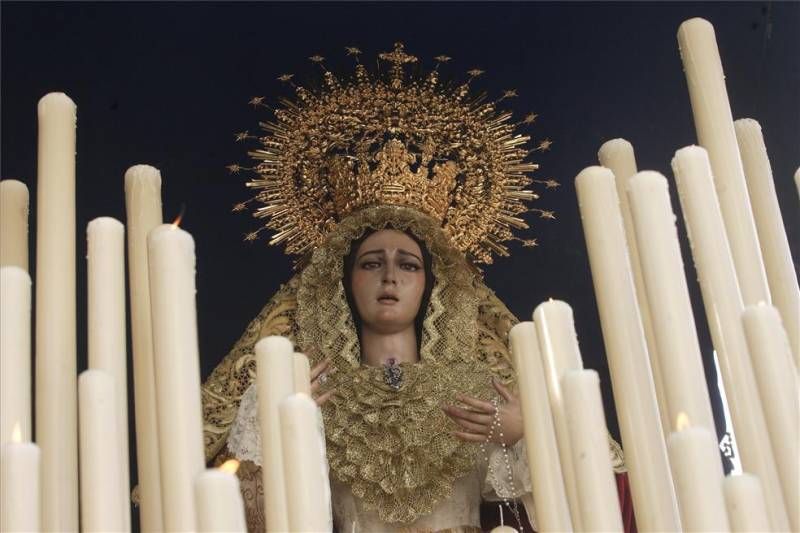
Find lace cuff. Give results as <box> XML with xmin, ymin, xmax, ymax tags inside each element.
<box><xmin>227</xmin><ymin>383</ymin><xmax>263</xmax><ymax>465</ymax></box>
<box><xmin>483</xmin><ymin>439</ymin><xmax>531</xmax><ymax>499</ymax></box>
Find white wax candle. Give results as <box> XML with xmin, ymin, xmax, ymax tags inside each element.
<box><xmin>0</xmin><ymin>179</ymin><xmax>29</xmax><ymax>270</ymax></box>
<box><xmin>86</xmin><ymin>217</ymin><xmax>131</xmax><ymax>531</ymax></box>
<box><xmin>35</xmin><ymin>91</ymin><xmax>79</xmax><ymax>532</ymax></box>
<box><xmin>723</xmin><ymin>474</ymin><xmax>771</xmax><ymax>533</ymax></box>
<box><xmin>795</xmin><ymin>167</ymin><xmax>800</xmax><ymax>200</ymax></box>
<box><xmin>148</xmin><ymin>224</ymin><xmax>206</xmax><ymax>532</ymax></box>
<box><xmin>280</xmin><ymin>393</ymin><xmax>332</xmax><ymax>532</ymax></box>
<box><xmin>666</xmin><ymin>424</ymin><xmax>729</xmax><ymax>532</ymax></box>
<box><xmin>735</xmin><ymin>119</ymin><xmax>800</xmax><ymax>362</ymax></box>
<box><xmin>78</xmin><ymin>370</ymin><xmax>125</xmax><ymax>532</ymax></box>
<box><xmin>509</xmin><ymin>322</ymin><xmax>573</xmax><ymax>532</ymax></box>
<box><xmin>672</xmin><ymin>146</ymin><xmax>790</xmax><ymax>531</ymax></box>
<box><xmin>626</xmin><ymin>171</ymin><xmax>716</xmax><ymax>433</ymax></box>
<box><xmin>194</xmin><ymin>469</ymin><xmax>247</xmax><ymax>532</ymax></box>
<box><xmin>677</xmin><ymin>18</ymin><xmax>770</xmax><ymax>306</ymax></box>
<box><xmin>0</xmin><ymin>439</ymin><xmax>40</xmax><ymax>532</ymax></box>
<box><xmin>0</xmin><ymin>267</ymin><xmax>31</xmax><ymax>443</ymax></box>
<box><xmin>562</xmin><ymin>370</ymin><xmax>624</xmax><ymax>533</ymax></box>
<box><xmin>532</xmin><ymin>300</ymin><xmax>583</xmax><ymax>531</ymax></box>
<box><xmin>741</xmin><ymin>304</ymin><xmax>799</xmax><ymax>531</ymax></box>
<box><xmin>293</xmin><ymin>352</ymin><xmax>312</xmax><ymax>395</ymax></box>
<box><xmin>597</xmin><ymin>140</ymin><xmax>672</xmax><ymax>438</ymax></box>
<box><xmin>255</xmin><ymin>336</ymin><xmax>294</xmax><ymax>532</ymax></box>
<box><xmin>124</xmin><ymin>164</ymin><xmax>164</xmax><ymax>532</ymax></box>
<box><xmin>575</xmin><ymin>166</ymin><xmax>680</xmax><ymax>532</ymax></box>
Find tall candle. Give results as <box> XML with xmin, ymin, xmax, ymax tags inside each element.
<box><xmin>532</xmin><ymin>300</ymin><xmax>583</xmax><ymax>531</ymax></box>
<box><xmin>255</xmin><ymin>336</ymin><xmax>294</xmax><ymax>532</ymax></box>
<box><xmin>86</xmin><ymin>217</ymin><xmax>131</xmax><ymax>531</ymax></box>
<box><xmin>0</xmin><ymin>433</ymin><xmax>40</xmax><ymax>532</ymax></box>
<box><xmin>0</xmin><ymin>267</ymin><xmax>31</xmax><ymax>443</ymax></box>
<box><xmin>195</xmin><ymin>469</ymin><xmax>247</xmax><ymax>532</ymax></box>
<box><xmin>78</xmin><ymin>370</ymin><xmax>125</xmax><ymax>532</ymax></box>
<box><xmin>293</xmin><ymin>352</ymin><xmax>311</xmax><ymax>395</ymax></box>
<box><xmin>677</xmin><ymin>18</ymin><xmax>770</xmax><ymax>306</ymax></box>
<box><xmin>723</xmin><ymin>474</ymin><xmax>771</xmax><ymax>533</ymax></box>
<box><xmin>35</xmin><ymin>91</ymin><xmax>79</xmax><ymax>532</ymax></box>
<box><xmin>741</xmin><ymin>304</ymin><xmax>799</xmax><ymax>531</ymax></box>
<box><xmin>148</xmin><ymin>224</ymin><xmax>206</xmax><ymax>532</ymax></box>
<box><xmin>124</xmin><ymin>164</ymin><xmax>164</xmax><ymax>531</ymax></box>
<box><xmin>575</xmin><ymin>166</ymin><xmax>680</xmax><ymax>532</ymax></box>
<box><xmin>509</xmin><ymin>322</ymin><xmax>573</xmax><ymax>532</ymax></box>
<box><xmin>666</xmin><ymin>421</ymin><xmax>729</xmax><ymax>532</ymax></box>
<box><xmin>672</xmin><ymin>146</ymin><xmax>789</xmax><ymax>531</ymax></box>
<box><xmin>280</xmin><ymin>393</ymin><xmax>332</xmax><ymax>532</ymax></box>
<box><xmin>0</xmin><ymin>179</ymin><xmax>29</xmax><ymax>270</ymax></box>
<box><xmin>597</xmin><ymin>140</ymin><xmax>671</xmax><ymax>437</ymax></box>
<box><xmin>562</xmin><ymin>370</ymin><xmax>624</xmax><ymax>532</ymax></box>
<box><xmin>735</xmin><ymin>119</ymin><xmax>800</xmax><ymax>362</ymax></box>
<box><xmin>626</xmin><ymin>171</ymin><xmax>716</xmax><ymax>433</ymax></box>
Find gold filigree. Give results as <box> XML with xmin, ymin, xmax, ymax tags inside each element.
<box><xmin>237</xmin><ymin>44</ymin><xmax>552</xmax><ymax>264</ymax></box>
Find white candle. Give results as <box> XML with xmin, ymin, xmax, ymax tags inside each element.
<box><xmin>148</xmin><ymin>224</ymin><xmax>206</xmax><ymax>532</ymax></box>
<box><xmin>735</xmin><ymin>119</ymin><xmax>800</xmax><ymax>362</ymax></box>
<box><xmin>255</xmin><ymin>336</ymin><xmax>294</xmax><ymax>532</ymax></box>
<box><xmin>78</xmin><ymin>370</ymin><xmax>125</xmax><ymax>532</ymax></box>
<box><xmin>672</xmin><ymin>146</ymin><xmax>790</xmax><ymax>531</ymax></box>
<box><xmin>86</xmin><ymin>217</ymin><xmax>131</xmax><ymax>531</ymax></box>
<box><xmin>509</xmin><ymin>322</ymin><xmax>573</xmax><ymax>532</ymax></box>
<box><xmin>124</xmin><ymin>164</ymin><xmax>164</xmax><ymax>532</ymax></box>
<box><xmin>626</xmin><ymin>171</ymin><xmax>716</xmax><ymax>433</ymax></box>
<box><xmin>0</xmin><ymin>267</ymin><xmax>32</xmax><ymax>443</ymax></box>
<box><xmin>575</xmin><ymin>166</ymin><xmax>680</xmax><ymax>532</ymax></box>
<box><xmin>0</xmin><ymin>434</ymin><xmax>40</xmax><ymax>532</ymax></box>
<box><xmin>0</xmin><ymin>179</ymin><xmax>29</xmax><ymax>270</ymax></box>
<box><xmin>598</xmin><ymin>140</ymin><xmax>672</xmax><ymax>438</ymax></box>
<box><xmin>293</xmin><ymin>352</ymin><xmax>311</xmax><ymax>395</ymax></box>
<box><xmin>195</xmin><ymin>469</ymin><xmax>247</xmax><ymax>532</ymax></box>
<box><xmin>723</xmin><ymin>474</ymin><xmax>771</xmax><ymax>533</ymax></box>
<box><xmin>677</xmin><ymin>18</ymin><xmax>770</xmax><ymax>306</ymax></box>
<box><xmin>741</xmin><ymin>304</ymin><xmax>799</xmax><ymax>531</ymax></box>
<box><xmin>562</xmin><ymin>370</ymin><xmax>624</xmax><ymax>533</ymax></box>
<box><xmin>795</xmin><ymin>167</ymin><xmax>800</xmax><ymax>201</ymax></box>
<box><xmin>35</xmin><ymin>91</ymin><xmax>79</xmax><ymax>532</ymax></box>
<box><xmin>532</xmin><ymin>300</ymin><xmax>583</xmax><ymax>531</ymax></box>
<box><xmin>666</xmin><ymin>421</ymin><xmax>729</xmax><ymax>532</ymax></box>
<box><xmin>280</xmin><ymin>393</ymin><xmax>332</xmax><ymax>532</ymax></box>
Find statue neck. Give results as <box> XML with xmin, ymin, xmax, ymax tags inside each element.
<box><xmin>360</xmin><ymin>325</ymin><xmax>419</xmax><ymax>367</ymax></box>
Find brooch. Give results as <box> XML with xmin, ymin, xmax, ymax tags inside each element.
<box><xmin>383</xmin><ymin>358</ymin><xmax>403</xmax><ymax>391</ymax></box>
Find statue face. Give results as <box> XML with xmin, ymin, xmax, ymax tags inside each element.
<box><xmin>350</xmin><ymin>229</ymin><xmax>426</xmax><ymax>334</ymax></box>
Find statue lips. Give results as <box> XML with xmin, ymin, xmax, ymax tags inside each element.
<box><xmin>377</xmin><ymin>291</ymin><xmax>399</xmax><ymax>304</ymax></box>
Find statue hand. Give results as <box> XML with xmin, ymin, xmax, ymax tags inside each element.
<box><xmin>443</xmin><ymin>377</ymin><xmax>524</xmax><ymax>446</ymax></box>
<box><xmin>310</xmin><ymin>358</ymin><xmax>336</xmax><ymax>406</ymax></box>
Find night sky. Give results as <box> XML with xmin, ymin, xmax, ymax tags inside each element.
<box><xmin>2</xmin><ymin>1</ymin><xmax>798</xmax><ymax>526</ymax></box>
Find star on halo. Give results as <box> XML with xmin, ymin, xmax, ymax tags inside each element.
<box><xmin>522</xmin><ymin>113</ymin><xmax>539</xmax><ymax>124</ymax></box>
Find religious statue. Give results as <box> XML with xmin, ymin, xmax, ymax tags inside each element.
<box><xmin>200</xmin><ymin>43</ymin><xmax>629</xmax><ymax>532</ymax></box>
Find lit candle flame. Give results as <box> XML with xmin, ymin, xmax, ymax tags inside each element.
<box><xmin>170</xmin><ymin>205</ymin><xmax>186</xmax><ymax>230</ymax></box>
<box><xmin>676</xmin><ymin>412</ymin><xmax>691</xmax><ymax>431</ymax></box>
<box><xmin>11</xmin><ymin>421</ymin><xmax>22</xmax><ymax>443</ymax></box>
<box><xmin>218</xmin><ymin>459</ymin><xmax>240</xmax><ymax>475</ymax></box>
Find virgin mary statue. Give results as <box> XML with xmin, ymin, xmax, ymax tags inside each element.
<box><xmin>199</xmin><ymin>43</ymin><xmax>632</xmax><ymax>532</ymax></box>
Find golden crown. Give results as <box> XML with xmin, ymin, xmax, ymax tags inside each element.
<box><xmin>230</xmin><ymin>43</ymin><xmax>557</xmax><ymax>264</ymax></box>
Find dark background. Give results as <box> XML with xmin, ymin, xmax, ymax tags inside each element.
<box><xmin>2</xmin><ymin>1</ymin><xmax>798</xmax><ymax>529</ymax></box>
